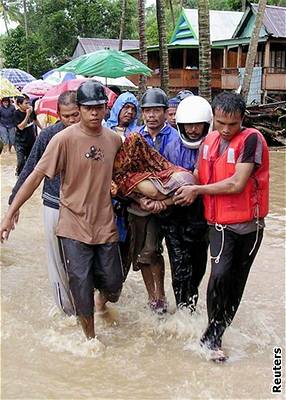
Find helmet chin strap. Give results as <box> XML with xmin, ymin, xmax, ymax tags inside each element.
<box><xmin>181</xmin><ymin>138</ymin><xmax>203</xmax><ymax>149</ymax></box>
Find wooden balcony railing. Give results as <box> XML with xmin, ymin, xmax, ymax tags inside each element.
<box><xmin>131</xmin><ymin>68</ymin><xmax>222</xmax><ymax>90</ymax></box>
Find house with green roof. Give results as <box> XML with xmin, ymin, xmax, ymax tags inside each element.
<box><xmin>127</xmin><ymin>4</ymin><xmax>286</xmax><ymax>100</ymax></box>
<box><xmin>219</xmin><ymin>3</ymin><xmax>286</xmax><ymax>101</ymax></box>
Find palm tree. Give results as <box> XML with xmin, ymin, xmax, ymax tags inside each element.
<box><xmin>0</xmin><ymin>0</ymin><xmax>23</xmax><ymax>35</ymax></box>
<box><xmin>241</xmin><ymin>0</ymin><xmax>267</xmax><ymax>103</ymax></box>
<box><xmin>167</xmin><ymin>0</ymin><xmax>176</xmax><ymax>28</ymax></box>
<box><xmin>156</xmin><ymin>0</ymin><xmax>169</xmax><ymax>95</ymax></box>
<box><xmin>118</xmin><ymin>0</ymin><xmax>127</xmax><ymax>51</ymax></box>
<box><xmin>0</xmin><ymin>0</ymin><xmax>10</xmax><ymax>35</ymax></box>
<box><xmin>137</xmin><ymin>0</ymin><xmax>148</xmax><ymax>97</ymax></box>
<box><xmin>198</xmin><ymin>0</ymin><xmax>212</xmax><ymax>102</ymax></box>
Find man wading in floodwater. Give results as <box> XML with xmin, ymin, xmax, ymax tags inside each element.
<box><xmin>174</xmin><ymin>92</ymin><xmax>269</xmax><ymax>362</ymax></box>
<box><xmin>0</xmin><ymin>81</ymin><xmax>124</xmax><ymax>340</ymax></box>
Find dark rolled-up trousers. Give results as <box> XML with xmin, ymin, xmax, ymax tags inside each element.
<box><xmin>59</xmin><ymin>238</ymin><xmax>124</xmax><ymax>317</ymax></box>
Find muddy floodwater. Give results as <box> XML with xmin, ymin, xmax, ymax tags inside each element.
<box><xmin>1</xmin><ymin>150</ymin><xmax>285</xmax><ymax>400</ymax></box>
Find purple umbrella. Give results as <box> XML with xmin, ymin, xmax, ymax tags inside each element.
<box><xmin>0</xmin><ymin>68</ymin><xmax>36</xmax><ymax>89</ymax></box>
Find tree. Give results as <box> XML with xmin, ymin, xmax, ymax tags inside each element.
<box><xmin>1</xmin><ymin>26</ymin><xmax>52</xmax><ymax>77</ymax></box>
<box><xmin>241</xmin><ymin>0</ymin><xmax>267</xmax><ymax>102</ymax></box>
<box><xmin>138</xmin><ymin>0</ymin><xmax>148</xmax><ymax>97</ymax></box>
<box><xmin>198</xmin><ymin>0</ymin><xmax>211</xmax><ymax>102</ymax></box>
<box><xmin>156</xmin><ymin>0</ymin><xmax>169</xmax><ymax>95</ymax></box>
<box><xmin>118</xmin><ymin>0</ymin><xmax>127</xmax><ymax>50</ymax></box>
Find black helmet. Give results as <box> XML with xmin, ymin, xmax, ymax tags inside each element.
<box><xmin>141</xmin><ymin>88</ymin><xmax>168</xmax><ymax>108</ymax></box>
<box><xmin>76</xmin><ymin>81</ymin><xmax>108</xmax><ymax>106</ymax></box>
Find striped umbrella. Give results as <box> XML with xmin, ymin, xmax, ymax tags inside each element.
<box><xmin>37</xmin><ymin>79</ymin><xmax>116</xmax><ymax>118</ymax></box>
<box><xmin>0</xmin><ymin>68</ymin><xmax>36</xmax><ymax>89</ymax></box>
<box><xmin>0</xmin><ymin>77</ymin><xmax>21</xmax><ymax>98</ymax></box>
<box><xmin>22</xmin><ymin>79</ymin><xmax>52</xmax><ymax>97</ymax></box>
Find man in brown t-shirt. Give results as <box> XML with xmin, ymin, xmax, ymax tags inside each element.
<box><xmin>0</xmin><ymin>81</ymin><xmax>123</xmax><ymax>340</ymax></box>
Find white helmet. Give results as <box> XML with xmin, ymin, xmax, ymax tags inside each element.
<box><xmin>176</xmin><ymin>96</ymin><xmax>213</xmax><ymax>149</ymax></box>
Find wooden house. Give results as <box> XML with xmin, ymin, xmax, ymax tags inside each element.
<box><xmin>219</xmin><ymin>4</ymin><xmax>286</xmax><ymax>101</ymax></box>
<box><xmin>127</xmin><ymin>5</ymin><xmax>286</xmax><ymax>101</ymax></box>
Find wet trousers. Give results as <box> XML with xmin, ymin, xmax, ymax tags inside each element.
<box><xmin>43</xmin><ymin>206</ymin><xmax>75</xmax><ymax>316</ymax></box>
<box><xmin>15</xmin><ymin>141</ymin><xmax>34</xmax><ymax>175</ymax></box>
<box><xmin>161</xmin><ymin>223</ymin><xmax>208</xmax><ymax>311</ymax></box>
<box><xmin>59</xmin><ymin>238</ymin><xmax>123</xmax><ymax>317</ymax></box>
<box><xmin>201</xmin><ymin>226</ymin><xmax>264</xmax><ymax>349</ymax></box>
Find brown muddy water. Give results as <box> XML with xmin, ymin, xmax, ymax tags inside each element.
<box><xmin>1</xmin><ymin>150</ymin><xmax>285</xmax><ymax>400</ymax></box>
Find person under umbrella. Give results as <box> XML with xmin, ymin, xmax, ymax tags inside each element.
<box><xmin>0</xmin><ymin>97</ymin><xmax>16</xmax><ymax>153</ymax></box>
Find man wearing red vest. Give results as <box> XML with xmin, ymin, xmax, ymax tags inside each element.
<box><xmin>174</xmin><ymin>92</ymin><xmax>269</xmax><ymax>362</ymax></box>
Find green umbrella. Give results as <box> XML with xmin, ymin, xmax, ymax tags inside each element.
<box><xmin>57</xmin><ymin>49</ymin><xmax>152</xmax><ymax>78</ymax></box>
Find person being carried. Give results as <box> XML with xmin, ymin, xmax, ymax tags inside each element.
<box><xmin>1</xmin><ymin>81</ymin><xmax>124</xmax><ymax>340</ymax></box>
<box><xmin>8</xmin><ymin>90</ymin><xmax>80</xmax><ymax>316</ymax></box>
<box><xmin>174</xmin><ymin>92</ymin><xmax>269</xmax><ymax>362</ymax></box>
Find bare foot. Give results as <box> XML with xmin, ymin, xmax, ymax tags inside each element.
<box><xmin>78</xmin><ymin>315</ymin><xmax>95</xmax><ymax>340</ymax></box>
<box><xmin>209</xmin><ymin>348</ymin><xmax>228</xmax><ymax>363</ymax></box>
<box><xmin>95</xmin><ymin>291</ymin><xmax>108</xmax><ymax>314</ymax></box>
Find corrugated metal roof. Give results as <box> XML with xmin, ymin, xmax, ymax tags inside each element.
<box><xmin>171</xmin><ymin>9</ymin><xmax>243</xmax><ymax>45</ymax></box>
<box><xmin>252</xmin><ymin>4</ymin><xmax>286</xmax><ymax>38</ymax></box>
<box><xmin>78</xmin><ymin>38</ymin><xmax>139</xmax><ymax>53</ymax></box>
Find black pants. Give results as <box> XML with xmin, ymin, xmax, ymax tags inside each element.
<box><xmin>15</xmin><ymin>141</ymin><xmax>35</xmax><ymax>175</ymax></box>
<box><xmin>59</xmin><ymin>238</ymin><xmax>123</xmax><ymax>317</ymax></box>
<box><xmin>201</xmin><ymin>226</ymin><xmax>264</xmax><ymax>349</ymax></box>
<box><xmin>161</xmin><ymin>222</ymin><xmax>208</xmax><ymax>311</ymax></box>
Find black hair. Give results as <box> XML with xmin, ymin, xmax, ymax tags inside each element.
<box><xmin>57</xmin><ymin>90</ymin><xmax>77</xmax><ymax>113</ymax></box>
<box><xmin>1</xmin><ymin>97</ymin><xmax>11</xmax><ymax>105</ymax></box>
<box><xmin>212</xmin><ymin>92</ymin><xmax>246</xmax><ymax>117</ymax></box>
<box><xmin>108</xmin><ymin>85</ymin><xmax>122</xmax><ymax>97</ymax></box>
<box><xmin>16</xmin><ymin>96</ymin><xmax>26</xmax><ymax>105</ymax></box>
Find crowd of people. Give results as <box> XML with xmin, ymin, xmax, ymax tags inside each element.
<box><xmin>0</xmin><ymin>81</ymin><xmax>269</xmax><ymax>363</ymax></box>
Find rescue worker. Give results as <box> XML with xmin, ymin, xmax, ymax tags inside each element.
<box><xmin>158</xmin><ymin>95</ymin><xmax>212</xmax><ymax>312</ymax></box>
<box><xmin>128</xmin><ymin>87</ymin><xmax>180</xmax><ymax>313</ymax></box>
<box><xmin>174</xmin><ymin>92</ymin><xmax>269</xmax><ymax>362</ymax></box>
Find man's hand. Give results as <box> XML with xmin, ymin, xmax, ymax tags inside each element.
<box><xmin>173</xmin><ymin>185</ymin><xmax>199</xmax><ymax>206</ymax></box>
<box><xmin>0</xmin><ymin>215</ymin><xmax>17</xmax><ymax>243</ymax></box>
<box><xmin>139</xmin><ymin>197</ymin><xmax>167</xmax><ymax>213</ymax></box>
<box><xmin>110</xmin><ymin>180</ymin><xmax>118</xmax><ymax>197</ymax></box>
<box><xmin>26</xmin><ymin>106</ymin><xmax>33</xmax><ymax>116</ymax></box>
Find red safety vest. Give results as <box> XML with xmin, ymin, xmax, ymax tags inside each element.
<box><xmin>198</xmin><ymin>128</ymin><xmax>269</xmax><ymax>224</ymax></box>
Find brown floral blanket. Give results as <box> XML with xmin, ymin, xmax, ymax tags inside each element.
<box><xmin>113</xmin><ymin>133</ymin><xmax>195</xmax><ymax>197</ymax></box>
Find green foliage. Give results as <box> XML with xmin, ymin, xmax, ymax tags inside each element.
<box><xmin>1</xmin><ymin>0</ymin><xmax>138</xmax><ymax>76</ymax></box>
<box><xmin>146</xmin><ymin>3</ymin><xmax>181</xmax><ymax>45</ymax></box>
<box><xmin>1</xmin><ymin>26</ymin><xmax>52</xmax><ymax>77</ymax></box>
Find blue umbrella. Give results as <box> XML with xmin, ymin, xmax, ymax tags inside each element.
<box><xmin>0</xmin><ymin>68</ymin><xmax>36</xmax><ymax>89</ymax></box>
<box><xmin>42</xmin><ymin>69</ymin><xmax>77</xmax><ymax>85</ymax></box>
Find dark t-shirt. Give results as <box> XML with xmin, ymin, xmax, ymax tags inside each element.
<box><xmin>14</xmin><ymin>109</ymin><xmax>36</xmax><ymax>146</ymax></box>
<box><xmin>0</xmin><ymin>105</ymin><xmax>15</xmax><ymax>128</ymax></box>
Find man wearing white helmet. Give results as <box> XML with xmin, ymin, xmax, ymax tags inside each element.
<box><xmin>158</xmin><ymin>95</ymin><xmax>213</xmax><ymax>313</ymax></box>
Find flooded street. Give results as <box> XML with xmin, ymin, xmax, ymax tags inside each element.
<box><xmin>1</xmin><ymin>150</ymin><xmax>285</xmax><ymax>400</ymax></box>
